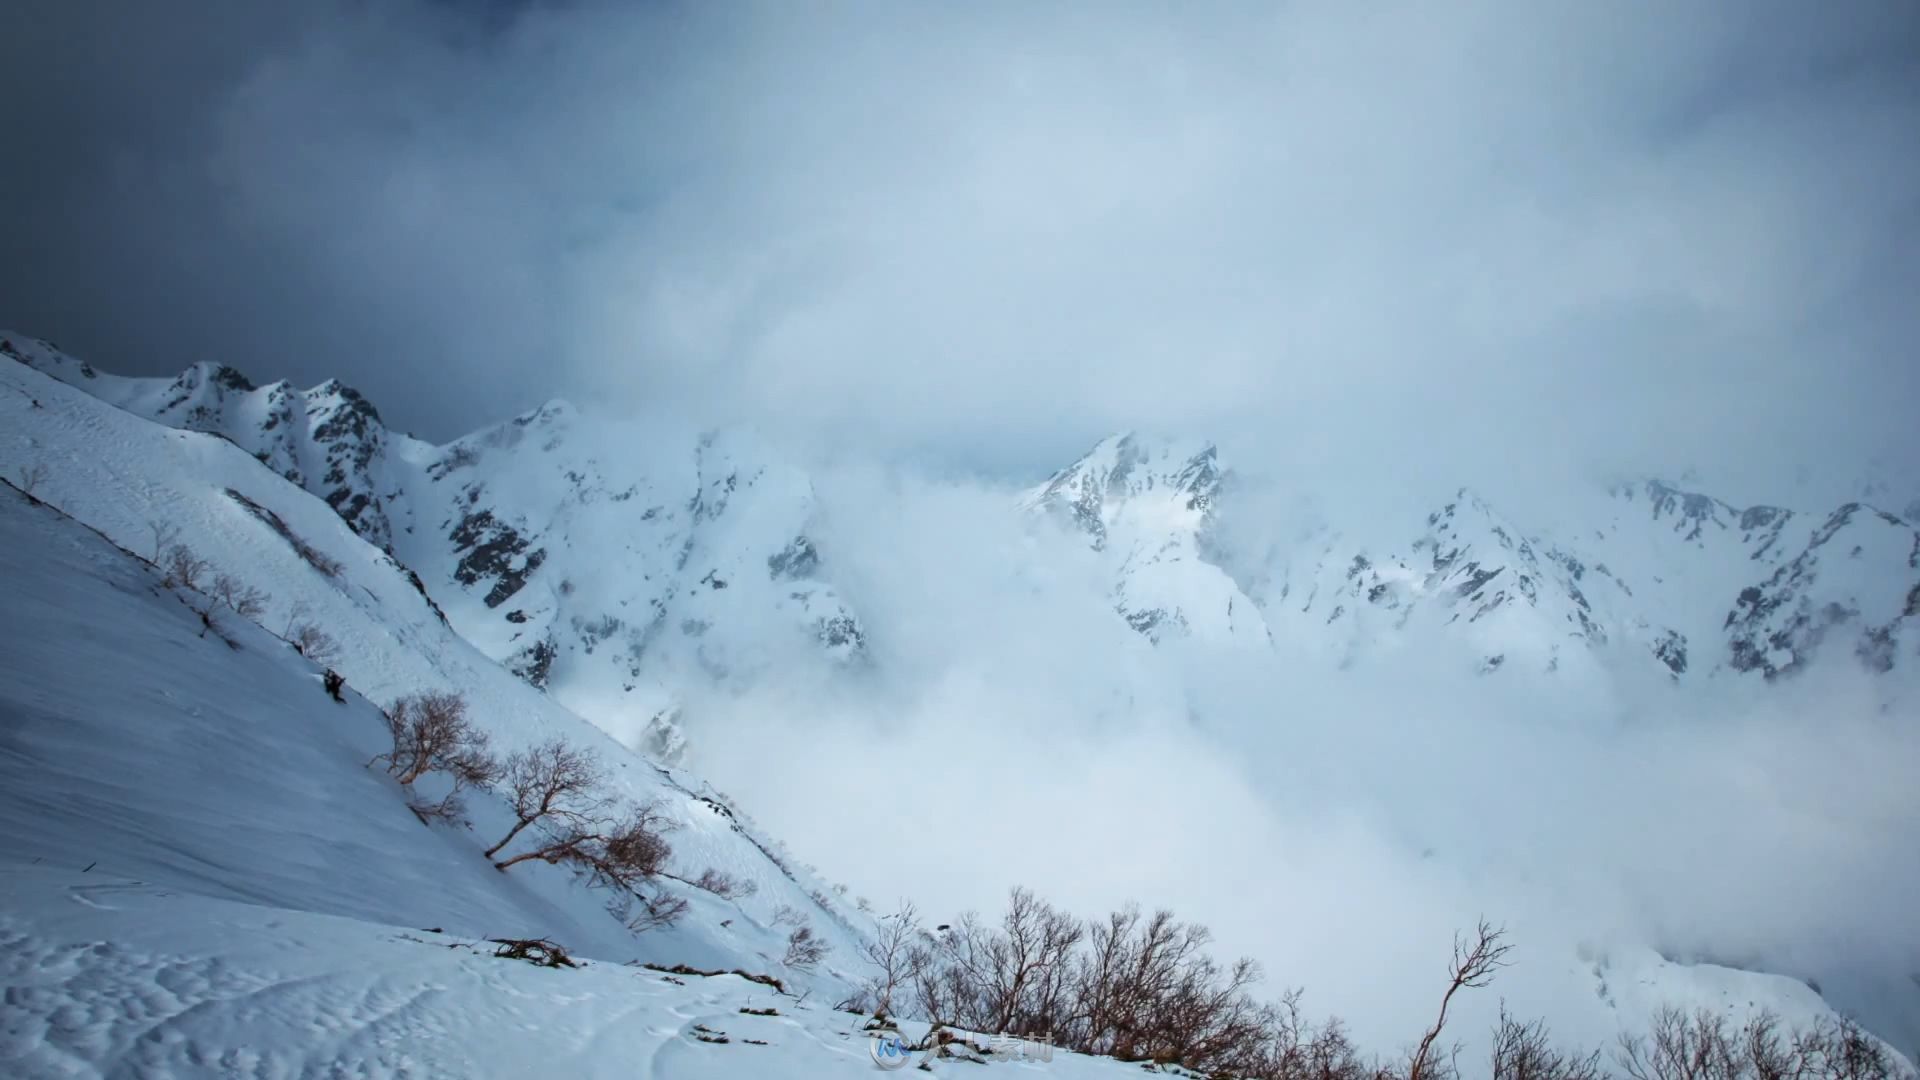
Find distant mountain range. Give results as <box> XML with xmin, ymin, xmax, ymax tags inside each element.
<box><xmin>8</xmin><ymin>331</ymin><xmax>1917</xmax><ymax>744</ymax></box>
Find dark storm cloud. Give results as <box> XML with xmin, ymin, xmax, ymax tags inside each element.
<box><xmin>2</xmin><ymin>1</ymin><xmax>1917</xmax><ymax>494</ymax></box>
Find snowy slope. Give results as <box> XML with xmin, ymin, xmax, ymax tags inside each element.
<box><xmin>0</xmin><ymin>359</ymin><xmax>881</xmax><ymax>991</ymax></box>
<box><xmin>0</xmin><ymin>482</ymin><xmax>1134</xmax><ymax>1076</ymax></box>
<box><xmin>6</xmin><ymin>333</ymin><xmax>1919</xmax><ymax>1073</ymax></box>
<box><xmin>2</xmin><ymin>332</ymin><xmax>865</xmax><ymax>758</ymax></box>
<box><xmin>0</xmin><ymin>862</ymin><xmax>1185</xmax><ymax>1079</ymax></box>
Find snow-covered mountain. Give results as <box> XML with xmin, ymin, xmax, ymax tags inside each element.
<box><xmin>5</xmin><ymin>330</ymin><xmax>1918</xmax><ymax>1073</ymax></box>
<box><xmin>1022</xmin><ymin>432</ymin><xmax>1271</xmax><ymax>647</ymax></box>
<box><xmin>1028</xmin><ymin>432</ymin><xmax>1919</xmax><ymax>686</ymax></box>
<box><xmin>13</xmin><ymin>331</ymin><xmax>1913</xmax><ymax>699</ymax></box>
<box><xmin>2</xmin><ymin>333</ymin><xmax>865</xmax><ymax>758</ymax></box>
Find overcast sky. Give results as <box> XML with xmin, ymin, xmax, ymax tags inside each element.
<box><xmin>3</xmin><ymin>0</ymin><xmax>1917</xmax><ymax>495</ymax></box>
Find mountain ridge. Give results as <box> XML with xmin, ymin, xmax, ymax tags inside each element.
<box><xmin>8</xmin><ymin>331</ymin><xmax>1916</xmax><ymax>709</ymax></box>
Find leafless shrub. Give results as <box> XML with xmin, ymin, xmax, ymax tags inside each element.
<box><xmin>784</xmin><ymin>923</ymin><xmax>827</xmax><ymax>969</ymax></box>
<box><xmin>626</xmin><ymin>892</ymin><xmax>692</xmax><ymax>934</ymax></box>
<box><xmin>1249</xmin><ymin>989</ymin><xmax>1375</xmax><ymax>1080</ymax></box>
<box><xmin>224</xmin><ymin>488</ymin><xmax>344</xmax><ymax>578</ymax></box>
<box><xmin>693</xmin><ymin>868</ymin><xmax>755</xmax><ymax>899</ymax></box>
<box><xmin>17</xmin><ymin>463</ymin><xmax>47</xmax><ymax>497</ymax></box>
<box><xmin>1491</xmin><ymin>1004</ymin><xmax>1605</xmax><ymax>1080</ymax></box>
<box><xmin>1616</xmin><ymin>1006</ymin><xmax>1911</xmax><ymax>1080</ymax></box>
<box><xmin>1408</xmin><ymin>918</ymin><xmax>1514</xmax><ymax>1080</ymax></box>
<box><xmin>208</xmin><ymin>572</ymin><xmax>270</xmax><ymax>619</ymax></box>
<box><xmin>771</xmin><ymin>904</ymin><xmax>807</xmax><ymax>929</ymax></box>
<box><xmin>407</xmin><ymin>790</ymin><xmax>471</xmax><ymax>826</ymax></box>
<box><xmin>490</xmin><ymin>937</ymin><xmax>577</xmax><ymax>968</ymax></box>
<box><xmin>282</xmin><ymin>598</ymin><xmax>310</xmax><ymax>637</ymax></box>
<box><xmin>484</xmin><ymin>739</ymin><xmax>607</xmax><ymax>859</ymax></box>
<box><xmin>290</xmin><ymin>623</ymin><xmax>339</xmax><ymax>664</ymax></box>
<box><xmin>872</xmin><ymin>889</ymin><xmax>1910</xmax><ymax>1080</ymax></box>
<box><xmin>591</xmin><ymin>804</ymin><xmax>677</xmax><ymax>890</ymax></box>
<box><xmin>147</xmin><ymin>519</ymin><xmax>180</xmax><ymax>562</ymax></box>
<box><xmin>863</xmin><ymin>901</ymin><xmax>922</xmax><ymax>1018</ymax></box>
<box><xmin>369</xmin><ymin>691</ymin><xmax>497</xmax><ymax>791</ymax></box>
<box><xmin>491</xmin><ymin>786</ymin><xmax>677</xmax><ymax>895</ymax></box>
<box><xmin>294</xmin><ymin>539</ymin><xmax>345</xmax><ymax>578</ymax></box>
<box><xmin>161</xmin><ymin>543</ymin><xmax>209</xmax><ymax>590</ymax></box>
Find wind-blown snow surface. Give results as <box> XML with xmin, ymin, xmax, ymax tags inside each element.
<box><xmin>7</xmin><ymin>333</ymin><xmax>1920</xmax><ymax>1065</ymax></box>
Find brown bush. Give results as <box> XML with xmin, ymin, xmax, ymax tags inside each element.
<box><xmin>161</xmin><ymin>544</ymin><xmax>209</xmax><ymax>590</ymax></box>
<box><xmin>784</xmin><ymin>923</ymin><xmax>827</xmax><ymax>969</ymax></box>
<box><xmin>877</xmin><ymin>888</ymin><xmax>1913</xmax><ymax>1080</ymax></box>
<box><xmin>592</xmin><ymin>804</ymin><xmax>677</xmax><ymax>889</ymax></box>
<box><xmin>1491</xmin><ymin>1005</ymin><xmax>1604</xmax><ymax>1080</ymax></box>
<box><xmin>492</xmin><ymin>792</ymin><xmax>677</xmax><ymax>895</ymax></box>
<box><xmin>484</xmin><ymin>740</ymin><xmax>607</xmax><ymax>860</ymax></box>
<box><xmin>625</xmin><ymin>892</ymin><xmax>691</xmax><ymax>934</ymax></box>
<box><xmin>290</xmin><ymin>622</ymin><xmax>339</xmax><ymax>664</ymax></box>
<box><xmin>369</xmin><ymin>690</ymin><xmax>497</xmax><ymax>791</ymax></box>
<box><xmin>208</xmin><ymin>573</ymin><xmax>270</xmax><ymax>619</ymax></box>
<box><xmin>692</xmin><ymin>867</ymin><xmax>756</xmax><ymax>899</ymax></box>
<box><xmin>1617</xmin><ymin>1006</ymin><xmax>1909</xmax><ymax>1080</ymax></box>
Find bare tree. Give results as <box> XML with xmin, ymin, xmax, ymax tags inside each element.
<box><xmin>864</xmin><ymin>900</ymin><xmax>922</xmax><ymax>1018</ymax></box>
<box><xmin>589</xmin><ymin>803</ymin><xmax>678</xmax><ymax>889</ymax></box>
<box><xmin>208</xmin><ymin>573</ymin><xmax>270</xmax><ymax>619</ymax></box>
<box><xmin>1615</xmin><ymin>1007</ymin><xmax>1911</xmax><ymax>1080</ymax></box>
<box><xmin>492</xmin><ymin>794</ymin><xmax>676</xmax><ymax>894</ymax></box>
<box><xmin>290</xmin><ymin>623</ymin><xmax>339</xmax><ymax>664</ymax></box>
<box><xmin>161</xmin><ymin>544</ymin><xmax>209</xmax><ymax>590</ymax></box>
<box><xmin>785</xmin><ymin>923</ymin><xmax>828</xmax><ymax>969</ymax></box>
<box><xmin>771</xmin><ymin>904</ymin><xmax>807</xmax><ymax>928</ymax></box>
<box><xmin>17</xmin><ymin>462</ymin><xmax>48</xmax><ymax>497</ymax></box>
<box><xmin>1491</xmin><ymin>1004</ymin><xmax>1604</xmax><ymax>1080</ymax></box>
<box><xmin>626</xmin><ymin>891</ymin><xmax>691</xmax><ymax>934</ymax></box>
<box><xmin>483</xmin><ymin>740</ymin><xmax>607</xmax><ymax>859</ymax></box>
<box><xmin>369</xmin><ymin>691</ymin><xmax>496</xmax><ymax>789</ymax></box>
<box><xmin>692</xmin><ymin>867</ymin><xmax>755</xmax><ymax>900</ymax></box>
<box><xmin>282</xmin><ymin>598</ymin><xmax>311</xmax><ymax>638</ymax></box>
<box><xmin>148</xmin><ymin>519</ymin><xmax>180</xmax><ymax>562</ymax></box>
<box><xmin>1408</xmin><ymin>919</ymin><xmax>1513</xmax><ymax>1080</ymax></box>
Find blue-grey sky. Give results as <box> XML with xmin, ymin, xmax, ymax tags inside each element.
<box><xmin>3</xmin><ymin>1</ymin><xmax>1917</xmax><ymax>497</ymax></box>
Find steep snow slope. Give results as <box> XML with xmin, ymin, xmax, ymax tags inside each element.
<box><xmin>7</xmin><ymin>333</ymin><xmax>1918</xmax><ymax>1070</ymax></box>
<box><xmin>0</xmin><ymin>487</ymin><xmax>1902</xmax><ymax>1073</ymax></box>
<box><xmin>407</xmin><ymin>408</ymin><xmax>865</xmax><ymax>758</ymax></box>
<box><xmin>0</xmin><ymin>359</ymin><xmax>880</xmax><ymax>990</ymax></box>
<box><xmin>2</xmin><ymin>332</ymin><xmax>865</xmax><ymax>757</ymax></box>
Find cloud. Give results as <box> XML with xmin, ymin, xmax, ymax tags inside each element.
<box><xmin>4</xmin><ymin>3</ymin><xmax>1918</xmax><ymax>1051</ymax></box>
<box><xmin>681</xmin><ymin>470</ymin><xmax>1920</xmax><ymax>1050</ymax></box>
<box><xmin>2</xmin><ymin>1</ymin><xmax>1917</xmax><ymax>496</ymax></box>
